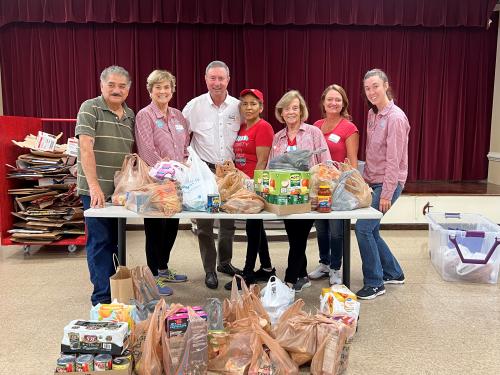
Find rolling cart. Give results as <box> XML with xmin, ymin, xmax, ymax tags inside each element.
<box><xmin>0</xmin><ymin>115</ymin><xmax>86</xmax><ymax>254</ymax></box>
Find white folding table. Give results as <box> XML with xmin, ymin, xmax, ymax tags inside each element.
<box><xmin>84</xmin><ymin>205</ymin><xmax>382</xmax><ymax>288</ymax></box>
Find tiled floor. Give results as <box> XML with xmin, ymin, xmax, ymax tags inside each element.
<box><xmin>0</xmin><ymin>229</ymin><xmax>499</xmax><ymax>374</ymax></box>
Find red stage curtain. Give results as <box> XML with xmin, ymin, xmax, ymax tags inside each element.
<box><xmin>0</xmin><ymin>20</ymin><xmax>497</xmax><ymax>182</ymax></box>
<box><xmin>0</xmin><ymin>0</ymin><xmax>496</xmax><ymax>28</ymax></box>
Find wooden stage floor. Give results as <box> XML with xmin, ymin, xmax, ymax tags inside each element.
<box><xmin>403</xmin><ymin>181</ymin><xmax>500</xmax><ymax>195</ymax></box>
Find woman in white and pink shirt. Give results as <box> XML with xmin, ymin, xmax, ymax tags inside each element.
<box><xmin>355</xmin><ymin>69</ymin><xmax>410</xmax><ymax>300</ymax></box>
<box><xmin>269</xmin><ymin>90</ymin><xmax>331</xmax><ymax>292</ymax></box>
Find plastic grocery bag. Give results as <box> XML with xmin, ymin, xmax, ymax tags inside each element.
<box><xmin>131</xmin><ymin>265</ymin><xmax>160</xmax><ymax>306</ymax></box>
<box><xmin>269</xmin><ymin>149</ymin><xmax>326</xmax><ymax>171</ymax></box>
<box><xmin>260</xmin><ymin>276</ymin><xmax>295</xmax><ymax>325</ymax></box>
<box><xmin>332</xmin><ymin>169</ymin><xmax>372</xmax><ymax>211</ymax></box>
<box><xmin>112</xmin><ymin>154</ymin><xmax>154</xmax><ymax>205</ymax></box>
<box><xmin>248</xmin><ymin>324</ymin><xmax>298</xmax><ymax>375</ymax></box>
<box><xmin>173</xmin><ymin>146</ymin><xmax>218</xmax><ymax>211</ymax></box>
<box><xmin>223</xmin><ymin>275</ymin><xmax>271</xmax><ymax>325</ymax></box>
<box><xmin>135</xmin><ymin>299</ymin><xmax>167</xmax><ymax>375</ymax></box>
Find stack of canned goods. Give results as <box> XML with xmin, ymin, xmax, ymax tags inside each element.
<box><xmin>55</xmin><ymin>350</ymin><xmax>132</xmax><ymax>372</ymax></box>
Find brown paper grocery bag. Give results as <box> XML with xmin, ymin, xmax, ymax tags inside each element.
<box><xmin>110</xmin><ymin>254</ymin><xmax>135</xmax><ymax>304</ymax></box>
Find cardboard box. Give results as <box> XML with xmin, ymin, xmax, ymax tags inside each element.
<box><xmin>61</xmin><ymin>320</ymin><xmax>129</xmax><ymax>355</ymax></box>
<box><xmin>264</xmin><ymin>202</ymin><xmax>311</xmax><ymax>215</ymax></box>
<box><xmin>254</xmin><ymin>170</ymin><xmax>310</xmax><ymax>195</ymax></box>
<box><xmin>54</xmin><ymin>368</ymin><xmax>131</xmax><ymax>375</ymax></box>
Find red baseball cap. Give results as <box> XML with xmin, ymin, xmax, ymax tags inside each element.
<box><xmin>240</xmin><ymin>88</ymin><xmax>264</xmax><ymax>103</ymax></box>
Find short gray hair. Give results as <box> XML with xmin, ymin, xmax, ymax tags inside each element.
<box><xmin>205</xmin><ymin>60</ymin><xmax>230</xmax><ymax>77</ymax></box>
<box><xmin>275</xmin><ymin>90</ymin><xmax>309</xmax><ymax>124</ymax></box>
<box><xmin>100</xmin><ymin>66</ymin><xmax>131</xmax><ymax>87</ymax></box>
<box><xmin>146</xmin><ymin>70</ymin><xmax>176</xmax><ymax>93</ymax></box>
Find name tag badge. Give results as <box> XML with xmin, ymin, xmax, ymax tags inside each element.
<box><xmin>286</xmin><ymin>145</ymin><xmax>297</xmax><ymax>152</ymax></box>
<box><xmin>378</xmin><ymin>119</ymin><xmax>387</xmax><ymax>129</ymax></box>
<box><xmin>175</xmin><ymin>124</ymin><xmax>184</xmax><ymax>132</ymax></box>
<box><xmin>328</xmin><ymin>133</ymin><xmax>341</xmax><ymax>143</ymax></box>
<box><xmin>155</xmin><ymin>119</ymin><xmax>165</xmax><ymax>129</ymax></box>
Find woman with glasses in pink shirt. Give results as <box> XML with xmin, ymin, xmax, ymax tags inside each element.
<box><xmin>268</xmin><ymin>90</ymin><xmax>331</xmax><ymax>292</ymax></box>
<box><xmin>308</xmin><ymin>84</ymin><xmax>359</xmax><ymax>286</ymax></box>
<box><xmin>355</xmin><ymin>69</ymin><xmax>410</xmax><ymax>300</ymax></box>
<box><xmin>135</xmin><ymin>70</ymin><xmax>190</xmax><ymax>297</ymax></box>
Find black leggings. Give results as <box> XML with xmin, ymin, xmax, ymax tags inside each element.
<box><xmin>243</xmin><ymin>219</ymin><xmax>272</xmax><ymax>276</ymax></box>
<box><xmin>283</xmin><ymin>219</ymin><xmax>314</xmax><ymax>284</ymax></box>
<box><xmin>143</xmin><ymin>218</ymin><xmax>179</xmax><ymax>276</ymax></box>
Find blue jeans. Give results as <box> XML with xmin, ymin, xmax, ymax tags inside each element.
<box><xmin>315</xmin><ymin>219</ymin><xmax>343</xmax><ymax>270</ymax></box>
<box><xmin>81</xmin><ymin>195</ymin><xmax>118</xmax><ymax>305</ymax></box>
<box><xmin>355</xmin><ymin>183</ymin><xmax>404</xmax><ymax>287</ymax></box>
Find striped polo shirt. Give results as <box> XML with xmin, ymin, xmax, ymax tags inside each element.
<box><xmin>75</xmin><ymin>96</ymin><xmax>135</xmax><ymax>197</ymax></box>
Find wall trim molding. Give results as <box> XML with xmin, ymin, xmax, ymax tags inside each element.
<box><xmin>488</xmin><ymin>152</ymin><xmax>500</xmax><ymax>161</ymax></box>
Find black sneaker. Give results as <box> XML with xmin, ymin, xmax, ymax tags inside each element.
<box><xmin>253</xmin><ymin>267</ymin><xmax>276</xmax><ymax>282</ymax></box>
<box><xmin>217</xmin><ymin>263</ymin><xmax>243</xmax><ymax>277</ymax></box>
<box><xmin>292</xmin><ymin>277</ymin><xmax>311</xmax><ymax>293</ymax></box>
<box><xmin>383</xmin><ymin>274</ymin><xmax>405</xmax><ymax>284</ymax></box>
<box><xmin>356</xmin><ymin>285</ymin><xmax>386</xmax><ymax>300</ymax></box>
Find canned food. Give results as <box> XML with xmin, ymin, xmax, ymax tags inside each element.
<box><xmin>206</xmin><ymin>194</ymin><xmax>220</xmax><ymax>213</ymax></box>
<box><xmin>112</xmin><ymin>357</ymin><xmax>131</xmax><ymax>370</ymax></box>
<box><xmin>56</xmin><ymin>355</ymin><xmax>75</xmax><ymax>373</ymax></box>
<box><xmin>76</xmin><ymin>354</ymin><xmax>94</xmax><ymax>372</ymax></box>
<box><xmin>121</xmin><ymin>348</ymin><xmax>133</xmax><ymax>362</ymax></box>
<box><xmin>288</xmin><ymin>195</ymin><xmax>300</xmax><ymax>205</ymax></box>
<box><xmin>275</xmin><ymin>195</ymin><xmax>288</xmax><ymax>205</ymax></box>
<box><xmin>94</xmin><ymin>354</ymin><xmax>112</xmax><ymax>371</ymax></box>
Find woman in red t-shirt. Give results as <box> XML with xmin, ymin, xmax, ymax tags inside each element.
<box><xmin>308</xmin><ymin>84</ymin><xmax>359</xmax><ymax>286</ymax></box>
<box><xmin>224</xmin><ymin>88</ymin><xmax>276</xmax><ymax>290</ymax></box>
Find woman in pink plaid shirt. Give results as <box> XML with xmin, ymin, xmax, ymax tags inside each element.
<box><xmin>135</xmin><ymin>69</ymin><xmax>190</xmax><ymax>297</ymax></box>
<box><xmin>269</xmin><ymin>90</ymin><xmax>331</xmax><ymax>292</ymax></box>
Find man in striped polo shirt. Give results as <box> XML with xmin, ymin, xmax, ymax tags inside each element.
<box><xmin>76</xmin><ymin>65</ymin><xmax>135</xmax><ymax>305</ymax></box>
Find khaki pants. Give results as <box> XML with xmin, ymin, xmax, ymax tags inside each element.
<box><xmin>196</xmin><ymin>218</ymin><xmax>235</xmax><ymax>273</ymax></box>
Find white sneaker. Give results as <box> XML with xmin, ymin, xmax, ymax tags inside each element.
<box><xmin>308</xmin><ymin>264</ymin><xmax>330</xmax><ymax>280</ymax></box>
<box><xmin>329</xmin><ymin>269</ymin><xmax>342</xmax><ymax>285</ymax></box>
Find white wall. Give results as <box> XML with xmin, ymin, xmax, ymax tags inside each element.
<box><xmin>488</xmin><ymin>13</ymin><xmax>500</xmax><ymax>185</ymax></box>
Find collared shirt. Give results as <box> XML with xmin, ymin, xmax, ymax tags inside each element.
<box><xmin>135</xmin><ymin>102</ymin><xmax>189</xmax><ymax>165</ymax></box>
<box><xmin>363</xmin><ymin>100</ymin><xmax>410</xmax><ymax>200</ymax></box>
<box><xmin>268</xmin><ymin>122</ymin><xmax>332</xmax><ymax>168</ymax></box>
<box><xmin>182</xmin><ymin>92</ymin><xmax>240</xmax><ymax>164</ymax></box>
<box><xmin>75</xmin><ymin>96</ymin><xmax>135</xmax><ymax>197</ymax></box>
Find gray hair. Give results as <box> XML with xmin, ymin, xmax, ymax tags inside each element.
<box><xmin>146</xmin><ymin>70</ymin><xmax>176</xmax><ymax>93</ymax></box>
<box><xmin>205</xmin><ymin>60</ymin><xmax>230</xmax><ymax>77</ymax></box>
<box><xmin>275</xmin><ymin>90</ymin><xmax>309</xmax><ymax>124</ymax></box>
<box><xmin>100</xmin><ymin>66</ymin><xmax>131</xmax><ymax>87</ymax></box>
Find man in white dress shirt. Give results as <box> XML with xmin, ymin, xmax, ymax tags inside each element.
<box><xmin>182</xmin><ymin>60</ymin><xmax>242</xmax><ymax>289</ymax></box>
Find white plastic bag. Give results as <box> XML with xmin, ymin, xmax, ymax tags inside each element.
<box><xmin>260</xmin><ymin>276</ymin><xmax>295</xmax><ymax>325</ymax></box>
<box><xmin>173</xmin><ymin>146</ymin><xmax>218</xmax><ymax>211</ymax></box>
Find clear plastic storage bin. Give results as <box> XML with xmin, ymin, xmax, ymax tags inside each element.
<box><xmin>426</xmin><ymin>212</ymin><xmax>500</xmax><ymax>284</ymax></box>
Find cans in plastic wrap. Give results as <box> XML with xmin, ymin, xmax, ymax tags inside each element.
<box><xmin>94</xmin><ymin>353</ymin><xmax>112</xmax><ymax>371</ymax></box>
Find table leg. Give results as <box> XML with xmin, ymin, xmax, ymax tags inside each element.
<box><xmin>117</xmin><ymin>218</ymin><xmax>127</xmax><ymax>265</ymax></box>
<box><xmin>342</xmin><ymin>219</ymin><xmax>351</xmax><ymax>288</ymax></box>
